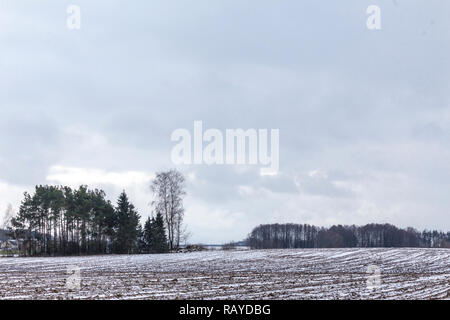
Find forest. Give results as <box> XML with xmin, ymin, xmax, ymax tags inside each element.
<box><xmin>247</xmin><ymin>223</ymin><xmax>450</xmax><ymax>249</ymax></box>
<box><xmin>2</xmin><ymin>170</ymin><xmax>186</xmax><ymax>256</ymax></box>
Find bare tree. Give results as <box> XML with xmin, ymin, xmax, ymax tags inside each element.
<box><xmin>151</xmin><ymin>169</ymin><xmax>186</xmax><ymax>250</ymax></box>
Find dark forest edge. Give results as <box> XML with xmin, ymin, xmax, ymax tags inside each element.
<box><xmin>246</xmin><ymin>223</ymin><xmax>450</xmax><ymax>249</ymax></box>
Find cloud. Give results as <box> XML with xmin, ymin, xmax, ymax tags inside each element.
<box><xmin>0</xmin><ymin>181</ymin><xmax>27</xmax><ymax>220</ymax></box>
<box><xmin>46</xmin><ymin>165</ymin><xmax>154</xmax><ymax>188</ymax></box>
<box><xmin>1</xmin><ymin>1</ymin><xmax>449</xmax><ymax>242</ymax></box>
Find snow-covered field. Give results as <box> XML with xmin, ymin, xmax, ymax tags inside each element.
<box><xmin>0</xmin><ymin>248</ymin><xmax>448</xmax><ymax>299</ymax></box>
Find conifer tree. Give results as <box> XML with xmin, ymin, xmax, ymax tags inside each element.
<box><xmin>152</xmin><ymin>212</ymin><xmax>169</xmax><ymax>253</ymax></box>
<box><xmin>113</xmin><ymin>191</ymin><xmax>141</xmax><ymax>254</ymax></box>
<box><xmin>143</xmin><ymin>216</ymin><xmax>154</xmax><ymax>253</ymax></box>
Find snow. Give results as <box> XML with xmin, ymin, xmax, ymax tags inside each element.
<box><xmin>0</xmin><ymin>248</ymin><xmax>448</xmax><ymax>299</ymax></box>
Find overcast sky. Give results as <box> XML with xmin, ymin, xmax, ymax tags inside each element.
<box><xmin>1</xmin><ymin>0</ymin><xmax>449</xmax><ymax>243</ymax></box>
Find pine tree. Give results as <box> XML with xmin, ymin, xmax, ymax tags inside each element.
<box><xmin>142</xmin><ymin>213</ymin><xmax>168</xmax><ymax>253</ymax></box>
<box><xmin>143</xmin><ymin>216</ymin><xmax>154</xmax><ymax>253</ymax></box>
<box><xmin>152</xmin><ymin>212</ymin><xmax>168</xmax><ymax>253</ymax></box>
<box><xmin>113</xmin><ymin>191</ymin><xmax>141</xmax><ymax>254</ymax></box>
<box><xmin>136</xmin><ymin>223</ymin><xmax>146</xmax><ymax>254</ymax></box>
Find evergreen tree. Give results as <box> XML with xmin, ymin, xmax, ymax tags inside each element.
<box><xmin>143</xmin><ymin>216</ymin><xmax>154</xmax><ymax>253</ymax></box>
<box><xmin>9</xmin><ymin>185</ymin><xmax>141</xmax><ymax>256</ymax></box>
<box><xmin>152</xmin><ymin>212</ymin><xmax>169</xmax><ymax>253</ymax></box>
<box><xmin>142</xmin><ymin>213</ymin><xmax>168</xmax><ymax>253</ymax></box>
<box><xmin>136</xmin><ymin>223</ymin><xmax>146</xmax><ymax>254</ymax></box>
<box><xmin>113</xmin><ymin>191</ymin><xmax>141</xmax><ymax>254</ymax></box>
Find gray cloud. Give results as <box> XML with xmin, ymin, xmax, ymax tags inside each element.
<box><xmin>1</xmin><ymin>0</ymin><xmax>449</xmax><ymax>242</ymax></box>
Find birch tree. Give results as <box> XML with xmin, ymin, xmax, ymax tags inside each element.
<box><xmin>150</xmin><ymin>169</ymin><xmax>186</xmax><ymax>250</ymax></box>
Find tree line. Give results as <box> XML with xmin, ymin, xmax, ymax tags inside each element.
<box><xmin>4</xmin><ymin>170</ymin><xmax>186</xmax><ymax>256</ymax></box>
<box><xmin>247</xmin><ymin>223</ymin><xmax>450</xmax><ymax>249</ymax></box>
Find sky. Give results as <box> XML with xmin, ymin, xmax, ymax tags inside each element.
<box><xmin>0</xmin><ymin>0</ymin><xmax>449</xmax><ymax>243</ymax></box>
